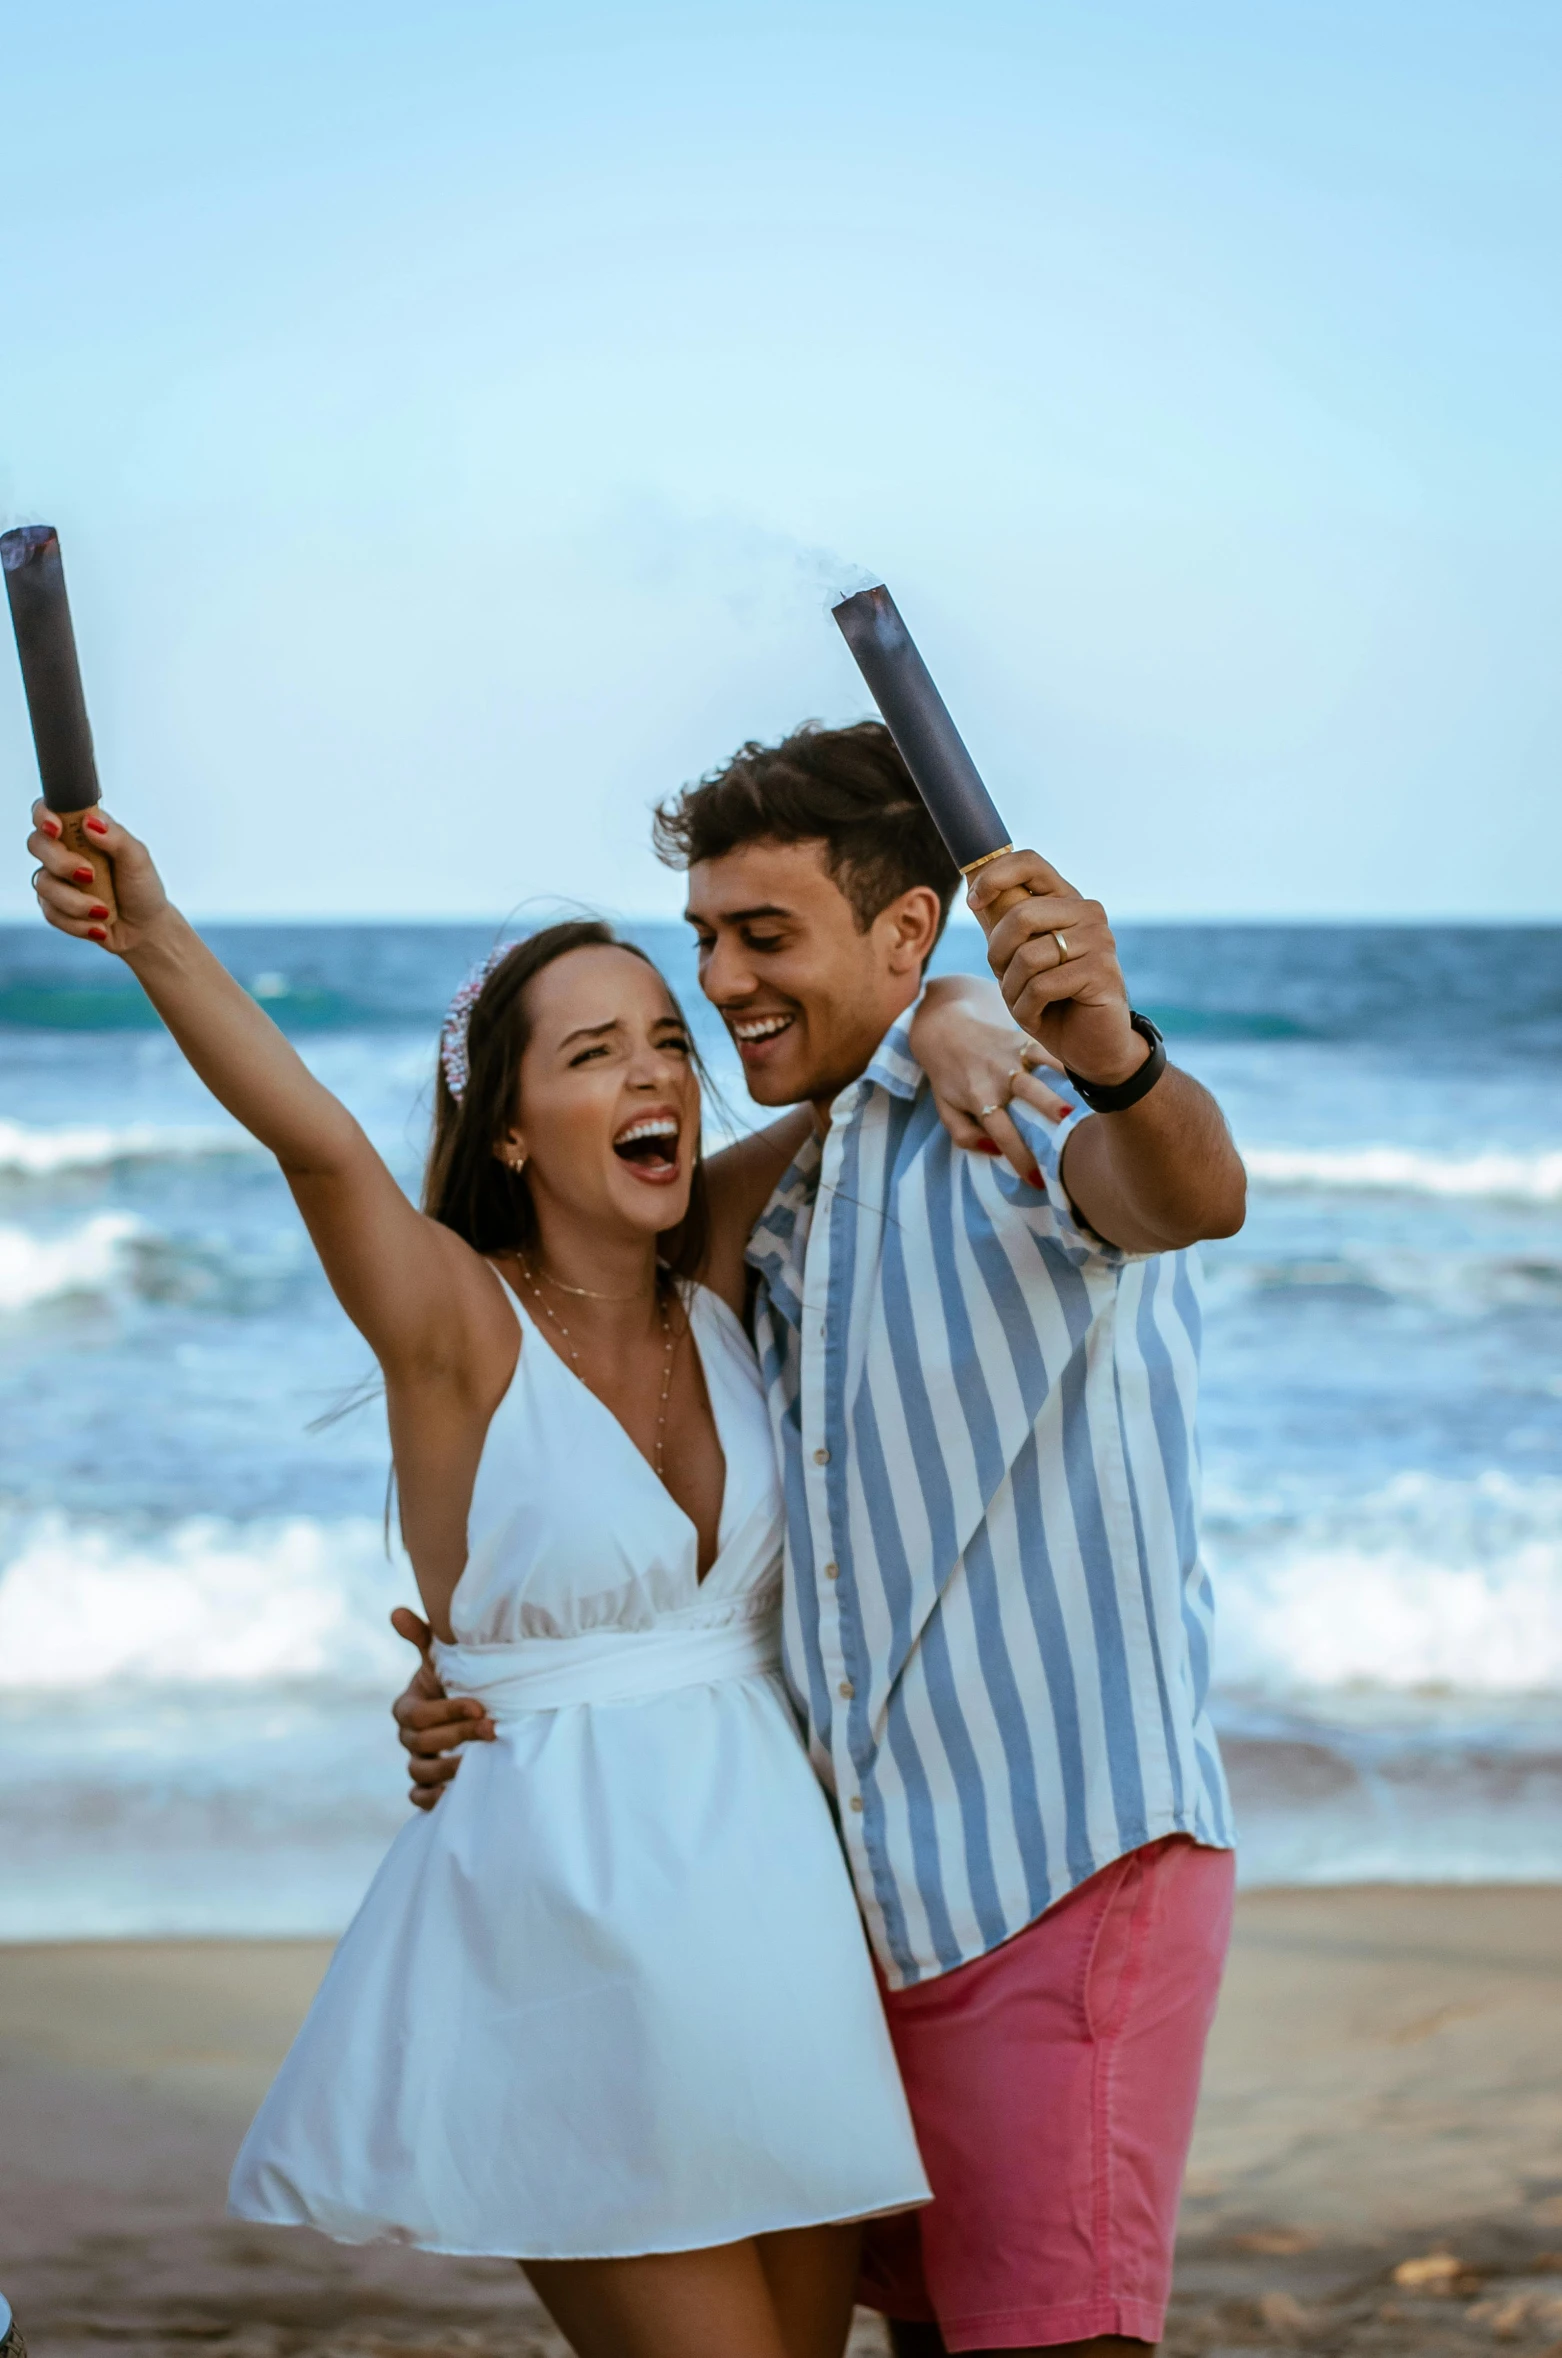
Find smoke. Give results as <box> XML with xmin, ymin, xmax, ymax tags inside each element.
<box><xmin>599</xmin><ymin>490</ymin><xmax>880</xmax><ymax>623</ymax></box>
<box><xmin>785</xmin><ymin>543</ymin><xmax>882</xmax><ymax>609</ymax></box>
<box><xmin>719</xmin><ymin>526</ymin><xmax>880</xmax><ymax>624</ymax></box>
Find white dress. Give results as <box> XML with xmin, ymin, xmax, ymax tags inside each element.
<box><xmin>229</xmin><ymin>1278</ymin><xmax>929</xmax><ymax>2259</ymax></box>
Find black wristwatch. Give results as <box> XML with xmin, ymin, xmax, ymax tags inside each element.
<box><xmin>1064</xmin><ymin>1012</ymin><xmax>1167</xmax><ymax>1113</ymax></box>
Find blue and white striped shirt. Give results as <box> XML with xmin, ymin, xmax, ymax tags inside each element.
<box><xmin>746</xmin><ymin>1006</ymin><xmax>1233</xmax><ymax>1989</ymax></box>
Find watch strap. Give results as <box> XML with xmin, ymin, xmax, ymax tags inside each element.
<box><xmin>1064</xmin><ymin>1012</ymin><xmax>1167</xmax><ymax>1113</ymax></box>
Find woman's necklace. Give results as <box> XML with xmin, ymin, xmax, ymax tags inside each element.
<box><xmin>531</xmin><ymin>1260</ymin><xmax>647</xmax><ymax>1303</ymax></box>
<box><xmin>519</xmin><ymin>1259</ymin><xmax>679</xmax><ymax>1479</ymax></box>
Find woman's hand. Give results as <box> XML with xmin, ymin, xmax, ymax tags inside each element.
<box><xmin>390</xmin><ymin>1606</ymin><xmax>494</xmax><ymax>1810</ymax></box>
<box><xmin>911</xmin><ymin>976</ymin><xmax>1073</xmax><ymax>1186</ymax></box>
<box><xmin>28</xmin><ymin>801</ymin><xmax>170</xmax><ymax>956</ymax></box>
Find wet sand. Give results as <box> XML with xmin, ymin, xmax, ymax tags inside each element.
<box><xmin>3</xmin><ymin>1886</ymin><xmax>1561</xmax><ymax>2356</ymax></box>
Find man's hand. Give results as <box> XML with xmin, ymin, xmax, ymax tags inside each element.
<box><xmin>390</xmin><ymin>1606</ymin><xmax>494</xmax><ymax>1810</ymax></box>
<box><xmin>965</xmin><ymin>848</ymin><xmax>1146</xmax><ymax>1088</ymax></box>
<box><xmin>966</xmin><ymin>848</ymin><xmax>1247</xmax><ymax>1253</ymax></box>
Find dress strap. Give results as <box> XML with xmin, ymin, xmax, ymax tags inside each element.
<box><xmin>483</xmin><ymin>1257</ymin><xmax>526</xmax><ymax>1330</ymax></box>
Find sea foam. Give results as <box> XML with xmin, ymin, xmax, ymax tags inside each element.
<box><xmin>5</xmin><ymin>1473</ymin><xmax>1560</xmax><ymax>1706</ymax></box>
<box><xmin>0</xmin><ymin>1514</ymin><xmax>411</xmax><ymax>1690</ymax></box>
<box><xmin>0</xmin><ymin>1115</ymin><xmax>256</xmax><ymax>1176</ymax></box>
<box><xmin>1243</xmin><ymin>1144</ymin><xmax>1562</xmax><ymax>1203</ymax></box>
<box><xmin>0</xmin><ymin>1214</ymin><xmax>145</xmax><ymax>1312</ymax></box>
<box><xmin>1208</xmin><ymin>1472</ymin><xmax>1562</xmax><ymax>1696</ymax></box>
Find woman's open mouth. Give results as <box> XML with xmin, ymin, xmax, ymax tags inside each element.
<box><xmin>612</xmin><ymin>1114</ymin><xmax>683</xmax><ymax>1184</ymax></box>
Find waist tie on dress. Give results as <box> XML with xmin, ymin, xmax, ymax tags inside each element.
<box><xmin>431</xmin><ymin>1614</ymin><xmax>782</xmax><ymax>1717</ymax></box>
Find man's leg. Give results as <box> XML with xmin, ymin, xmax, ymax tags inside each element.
<box><xmin>861</xmin><ymin>1837</ymin><xmax>1234</xmax><ymax>2354</ymax></box>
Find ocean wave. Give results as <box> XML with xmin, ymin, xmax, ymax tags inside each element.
<box><xmin>1208</xmin><ymin>1472</ymin><xmax>1562</xmax><ymax>1696</ymax></box>
<box><xmin>1243</xmin><ymin>1143</ymin><xmax>1562</xmax><ymax>1203</ymax></box>
<box><xmin>0</xmin><ymin>1115</ymin><xmax>256</xmax><ymax>1176</ymax></box>
<box><xmin>1146</xmin><ymin>1004</ymin><xmax>1311</xmax><ymax>1041</ymax></box>
<box><xmin>0</xmin><ymin>976</ymin><xmax>407</xmax><ymax>1031</ymax></box>
<box><xmin>1205</xmin><ymin>1248</ymin><xmax>1562</xmax><ymax>1312</ymax></box>
<box><xmin>0</xmin><ymin>1212</ymin><xmax>289</xmax><ymax>1313</ymax></box>
<box><xmin>0</xmin><ymin>1514</ymin><xmax>411</xmax><ymax>1690</ymax></box>
<box><xmin>6</xmin><ymin>1473</ymin><xmax>1559</xmax><ymax>1708</ymax></box>
<box><xmin>0</xmin><ymin>1214</ymin><xmax>148</xmax><ymax>1312</ymax></box>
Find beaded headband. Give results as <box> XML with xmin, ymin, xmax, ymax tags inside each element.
<box><xmin>439</xmin><ymin>945</ymin><xmax>512</xmax><ymax>1102</ymax></box>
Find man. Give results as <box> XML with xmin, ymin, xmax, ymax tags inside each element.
<box><xmin>397</xmin><ymin>721</ymin><xmax>1245</xmax><ymax>2355</ymax></box>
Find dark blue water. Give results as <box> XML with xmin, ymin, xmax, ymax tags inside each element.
<box><xmin>4</xmin><ymin>920</ymin><xmax>1561</xmax><ymax>1934</ymax></box>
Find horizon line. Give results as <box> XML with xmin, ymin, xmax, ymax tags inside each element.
<box><xmin>3</xmin><ymin>910</ymin><xmax>1561</xmax><ymax>932</ymax></box>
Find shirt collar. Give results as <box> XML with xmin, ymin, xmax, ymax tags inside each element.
<box><xmin>743</xmin><ymin>1125</ymin><xmax>820</xmax><ymax>1307</ymax></box>
<box><xmin>744</xmin><ymin>987</ymin><xmax>927</xmax><ymax>1290</ymax></box>
<box><xmin>855</xmin><ymin>983</ymin><xmax>927</xmax><ymax>1106</ymax></box>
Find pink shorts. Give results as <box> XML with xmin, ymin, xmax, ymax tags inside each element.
<box><xmin>860</xmin><ymin>1835</ymin><xmax>1235</xmax><ymax>2352</ymax></box>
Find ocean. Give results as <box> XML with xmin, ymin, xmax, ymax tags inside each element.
<box><xmin>3</xmin><ymin>917</ymin><xmax>1560</xmax><ymax>1938</ymax></box>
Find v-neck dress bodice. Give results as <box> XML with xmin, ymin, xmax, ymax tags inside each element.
<box><xmin>229</xmin><ymin>1281</ymin><xmax>928</xmax><ymax>2261</ymax></box>
<box><xmin>450</xmin><ymin>1282</ymin><xmax>782</xmax><ymax>1642</ymax></box>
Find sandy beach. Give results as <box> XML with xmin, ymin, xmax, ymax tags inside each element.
<box><xmin>4</xmin><ymin>1885</ymin><xmax>1561</xmax><ymax>2357</ymax></box>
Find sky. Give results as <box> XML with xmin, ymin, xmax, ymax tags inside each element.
<box><xmin>2</xmin><ymin>0</ymin><xmax>1558</xmax><ymax>921</ymax></box>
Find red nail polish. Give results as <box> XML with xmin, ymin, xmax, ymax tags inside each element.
<box><xmin>42</xmin><ymin>817</ymin><xmax>61</xmax><ymax>838</ymax></box>
<box><xmin>977</xmin><ymin>1139</ymin><xmax>1001</xmax><ymax>1154</ymax></box>
<box><xmin>88</xmin><ymin>903</ymin><xmax>109</xmax><ymax>920</ymax></box>
<box><xmin>1029</xmin><ymin>1168</ymin><xmax>1044</xmax><ymax>1188</ymax></box>
<box><xmin>74</xmin><ymin>865</ymin><xmax>95</xmax><ymax>884</ymax></box>
<box><xmin>88</xmin><ymin>925</ymin><xmax>108</xmax><ymax>942</ymax></box>
<box><xmin>85</xmin><ymin>814</ymin><xmax>108</xmax><ymax>835</ymax></box>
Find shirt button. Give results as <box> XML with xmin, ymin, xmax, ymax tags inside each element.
<box><xmin>848</xmin><ymin>1795</ymin><xmax>864</xmax><ymax>1813</ymax></box>
<box><xmin>838</xmin><ymin>1680</ymin><xmax>854</xmax><ymax>1700</ymax></box>
<box><xmin>813</xmin><ymin>1447</ymin><xmax>830</xmax><ymax>1465</ymax></box>
<box><xmin>823</xmin><ymin>1561</ymin><xmax>839</xmax><ymax>1580</ymax></box>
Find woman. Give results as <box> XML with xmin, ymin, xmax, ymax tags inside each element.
<box><xmin>27</xmin><ymin>800</ymin><xmax>1053</xmax><ymax>2358</ymax></box>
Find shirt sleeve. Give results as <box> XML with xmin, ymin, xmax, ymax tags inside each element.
<box><xmin>1005</xmin><ymin>1099</ymin><xmax>1135</xmax><ymax>1267</ymax></box>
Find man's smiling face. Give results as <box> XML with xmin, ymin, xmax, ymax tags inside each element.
<box><xmin>685</xmin><ymin>837</ymin><xmax>943</xmax><ymax>1116</ymax></box>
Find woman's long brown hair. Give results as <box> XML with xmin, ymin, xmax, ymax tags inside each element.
<box><xmin>422</xmin><ymin>919</ymin><xmax>710</xmax><ymax>1282</ymax></box>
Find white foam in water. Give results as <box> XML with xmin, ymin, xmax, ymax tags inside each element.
<box><xmin>1243</xmin><ymin>1143</ymin><xmax>1562</xmax><ymax>1203</ymax></box>
<box><xmin>0</xmin><ymin>1213</ymin><xmax>145</xmax><ymax>1311</ymax></box>
<box><xmin>1210</xmin><ymin>1472</ymin><xmax>1562</xmax><ymax>1696</ymax></box>
<box><xmin>0</xmin><ymin>1513</ymin><xmax>411</xmax><ymax>1690</ymax></box>
<box><xmin>5</xmin><ymin>1475</ymin><xmax>1556</xmax><ymax>1706</ymax></box>
<box><xmin>0</xmin><ymin>1115</ymin><xmax>257</xmax><ymax>1175</ymax></box>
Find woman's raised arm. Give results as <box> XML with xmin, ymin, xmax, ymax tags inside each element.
<box><xmin>28</xmin><ymin>801</ymin><xmax>479</xmax><ymax>1378</ymax></box>
<box><xmin>910</xmin><ymin>972</ymin><xmax>1072</xmax><ymax>1183</ymax></box>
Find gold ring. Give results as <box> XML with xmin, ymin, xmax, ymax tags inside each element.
<box><xmin>979</xmin><ymin>1068</ymin><xmax>1028</xmax><ymax>1122</ymax></box>
<box><xmin>1053</xmin><ymin>930</ymin><xmax>1070</xmax><ymax>961</ymax></box>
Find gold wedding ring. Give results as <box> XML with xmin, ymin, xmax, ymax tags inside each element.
<box><xmin>1053</xmin><ymin>930</ymin><xmax>1070</xmax><ymax>961</ymax></box>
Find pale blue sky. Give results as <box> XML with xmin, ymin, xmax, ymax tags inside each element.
<box><xmin>3</xmin><ymin>1</ymin><xmax>1558</xmax><ymax>919</ymax></box>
